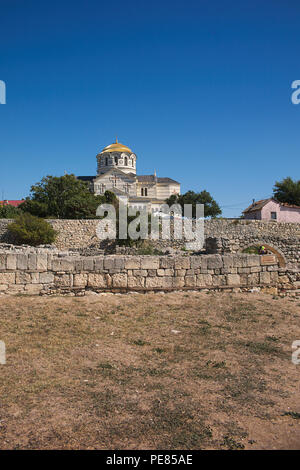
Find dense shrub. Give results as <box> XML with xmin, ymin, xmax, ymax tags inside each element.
<box><xmin>0</xmin><ymin>204</ymin><xmax>21</xmax><ymax>218</ymax></box>
<box><xmin>7</xmin><ymin>213</ymin><xmax>57</xmax><ymax>246</ymax></box>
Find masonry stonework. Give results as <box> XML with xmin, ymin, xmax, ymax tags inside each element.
<box><xmin>0</xmin><ymin>247</ymin><xmax>298</xmax><ymax>297</ymax></box>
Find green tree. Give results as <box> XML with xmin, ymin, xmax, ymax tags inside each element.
<box><xmin>273</xmin><ymin>177</ymin><xmax>300</xmax><ymax>206</ymax></box>
<box><xmin>0</xmin><ymin>204</ymin><xmax>21</xmax><ymax>218</ymax></box>
<box><xmin>19</xmin><ymin>174</ymin><xmax>111</xmax><ymax>219</ymax></box>
<box><xmin>166</xmin><ymin>190</ymin><xmax>222</xmax><ymax>218</ymax></box>
<box><xmin>7</xmin><ymin>213</ymin><xmax>57</xmax><ymax>246</ymax></box>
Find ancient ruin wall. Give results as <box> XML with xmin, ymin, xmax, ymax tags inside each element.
<box><xmin>0</xmin><ymin>250</ymin><xmax>298</xmax><ymax>296</ymax></box>
<box><xmin>0</xmin><ymin>218</ymin><xmax>299</xmax><ymax>265</ymax></box>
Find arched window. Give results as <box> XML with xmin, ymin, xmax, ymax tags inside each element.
<box><xmin>145</xmin><ymin>188</ymin><xmax>148</xmax><ymax>196</ymax></box>
<box><xmin>125</xmin><ymin>157</ymin><xmax>128</xmax><ymax>166</ymax></box>
<box><xmin>141</xmin><ymin>188</ymin><xmax>144</xmax><ymax>196</ymax></box>
<box><xmin>114</xmin><ymin>156</ymin><xmax>118</xmax><ymax>165</ymax></box>
<box><xmin>105</xmin><ymin>157</ymin><xmax>108</xmax><ymax>166</ymax></box>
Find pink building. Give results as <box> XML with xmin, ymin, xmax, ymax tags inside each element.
<box><xmin>243</xmin><ymin>198</ymin><xmax>300</xmax><ymax>223</ymax></box>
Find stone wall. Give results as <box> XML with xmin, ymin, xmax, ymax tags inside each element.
<box><xmin>0</xmin><ymin>248</ymin><xmax>299</xmax><ymax>296</ymax></box>
<box><xmin>0</xmin><ymin>218</ymin><xmax>299</xmax><ymax>266</ymax></box>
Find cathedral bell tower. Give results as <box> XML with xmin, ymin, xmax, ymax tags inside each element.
<box><xmin>96</xmin><ymin>138</ymin><xmax>137</xmax><ymax>175</ymax></box>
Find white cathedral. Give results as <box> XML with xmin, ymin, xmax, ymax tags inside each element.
<box><xmin>78</xmin><ymin>139</ymin><xmax>181</xmax><ymax>212</ymax></box>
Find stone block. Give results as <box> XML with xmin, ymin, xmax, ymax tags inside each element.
<box><xmin>133</xmin><ymin>269</ymin><xmax>147</xmax><ymax>277</ymax></box>
<box><xmin>16</xmin><ymin>272</ymin><xmax>31</xmax><ymax>284</ymax></box>
<box><xmin>173</xmin><ymin>277</ymin><xmax>185</xmax><ymax>288</ymax></box>
<box><xmin>128</xmin><ymin>276</ymin><xmax>145</xmax><ymax>288</ymax></box>
<box><xmin>142</xmin><ymin>257</ymin><xmax>160</xmax><ymax>269</ymax></box>
<box><xmin>36</xmin><ymin>254</ymin><xmax>48</xmax><ymax>270</ymax></box>
<box><xmin>28</xmin><ymin>254</ymin><xmax>37</xmax><ymax>270</ymax></box>
<box><xmin>17</xmin><ymin>254</ymin><xmax>28</xmax><ymax>270</ymax></box>
<box><xmin>247</xmin><ymin>273</ymin><xmax>259</xmax><ymax>286</ymax></box>
<box><xmin>0</xmin><ymin>272</ymin><xmax>15</xmax><ymax>284</ymax></box>
<box><xmin>186</xmin><ymin>269</ymin><xmax>195</xmax><ymax>275</ymax></box>
<box><xmin>185</xmin><ymin>275</ymin><xmax>196</xmax><ymax>287</ymax></box>
<box><xmin>233</xmin><ymin>255</ymin><xmax>248</xmax><ymax>268</ymax></box>
<box><xmin>94</xmin><ymin>257</ymin><xmax>104</xmax><ymax>271</ymax></box>
<box><xmin>247</xmin><ymin>255</ymin><xmax>260</xmax><ymax>267</ymax></box>
<box><xmin>0</xmin><ymin>254</ymin><xmax>6</xmax><ymax>270</ymax></box>
<box><xmin>125</xmin><ymin>258</ymin><xmax>141</xmax><ymax>269</ymax></box>
<box><xmin>74</xmin><ymin>259</ymin><xmax>83</xmax><ymax>271</ymax></box>
<box><xmin>39</xmin><ymin>272</ymin><xmax>55</xmax><ymax>284</ymax></box>
<box><xmin>83</xmin><ymin>258</ymin><xmax>94</xmax><ymax>271</ymax></box>
<box><xmin>270</xmin><ymin>272</ymin><xmax>278</xmax><ymax>283</ymax></box>
<box><xmin>147</xmin><ymin>269</ymin><xmax>157</xmax><ymax>276</ymax></box>
<box><xmin>238</xmin><ymin>267</ymin><xmax>251</xmax><ymax>274</ymax></box>
<box><xmin>160</xmin><ymin>257</ymin><xmax>175</xmax><ymax>269</ymax></box>
<box><xmin>24</xmin><ymin>284</ymin><xmax>43</xmax><ymax>294</ymax></box>
<box><xmin>222</xmin><ymin>255</ymin><xmax>235</xmax><ymax>268</ymax></box>
<box><xmin>226</xmin><ymin>274</ymin><xmax>241</xmax><ymax>286</ymax></box>
<box><xmin>175</xmin><ymin>269</ymin><xmax>186</xmax><ymax>276</ymax></box>
<box><xmin>31</xmin><ymin>272</ymin><xmax>40</xmax><ymax>284</ymax></box>
<box><xmin>73</xmin><ymin>273</ymin><xmax>88</xmax><ymax>287</ymax></box>
<box><xmin>88</xmin><ymin>273</ymin><xmax>106</xmax><ymax>288</ymax></box>
<box><xmin>104</xmin><ymin>258</ymin><xmax>115</xmax><ymax>269</ymax></box>
<box><xmin>6</xmin><ymin>254</ymin><xmax>17</xmax><ymax>270</ymax></box>
<box><xmin>212</xmin><ymin>275</ymin><xmax>226</xmax><ymax>286</ymax></box>
<box><xmin>7</xmin><ymin>285</ymin><xmax>25</xmax><ymax>294</ymax></box>
<box><xmin>174</xmin><ymin>257</ymin><xmax>190</xmax><ymax>269</ymax></box>
<box><xmin>54</xmin><ymin>274</ymin><xmax>72</xmax><ymax>287</ymax></box>
<box><xmin>196</xmin><ymin>274</ymin><xmax>212</xmax><ymax>287</ymax></box>
<box><xmin>250</xmin><ymin>267</ymin><xmax>261</xmax><ymax>273</ymax></box>
<box><xmin>157</xmin><ymin>269</ymin><xmax>165</xmax><ymax>276</ymax></box>
<box><xmin>207</xmin><ymin>255</ymin><xmax>223</xmax><ymax>269</ymax></box>
<box><xmin>114</xmin><ymin>257</ymin><xmax>125</xmax><ymax>269</ymax></box>
<box><xmin>165</xmin><ymin>269</ymin><xmax>174</xmax><ymax>276</ymax></box>
<box><xmin>112</xmin><ymin>273</ymin><xmax>127</xmax><ymax>288</ymax></box>
<box><xmin>190</xmin><ymin>256</ymin><xmax>203</xmax><ymax>269</ymax></box>
<box><xmin>278</xmin><ymin>275</ymin><xmax>290</xmax><ymax>284</ymax></box>
<box><xmin>146</xmin><ymin>277</ymin><xmax>164</xmax><ymax>289</ymax></box>
<box><xmin>259</xmin><ymin>272</ymin><xmax>271</xmax><ymax>284</ymax></box>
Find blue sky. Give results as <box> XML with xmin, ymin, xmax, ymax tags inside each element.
<box><xmin>0</xmin><ymin>0</ymin><xmax>299</xmax><ymax>217</ymax></box>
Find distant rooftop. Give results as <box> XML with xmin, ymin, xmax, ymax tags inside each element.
<box><xmin>0</xmin><ymin>200</ymin><xmax>24</xmax><ymax>207</ymax></box>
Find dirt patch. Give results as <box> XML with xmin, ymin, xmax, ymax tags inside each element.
<box><xmin>0</xmin><ymin>291</ymin><xmax>299</xmax><ymax>449</ymax></box>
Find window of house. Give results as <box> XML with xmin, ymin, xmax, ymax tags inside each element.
<box><xmin>144</xmin><ymin>188</ymin><xmax>148</xmax><ymax>196</ymax></box>
<box><xmin>114</xmin><ymin>156</ymin><xmax>118</xmax><ymax>165</ymax></box>
<box><xmin>141</xmin><ymin>188</ymin><xmax>144</xmax><ymax>196</ymax></box>
<box><xmin>271</xmin><ymin>212</ymin><xmax>277</xmax><ymax>220</ymax></box>
<box><xmin>125</xmin><ymin>157</ymin><xmax>128</xmax><ymax>166</ymax></box>
<box><xmin>105</xmin><ymin>157</ymin><xmax>108</xmax><ymax>166</ymax></box>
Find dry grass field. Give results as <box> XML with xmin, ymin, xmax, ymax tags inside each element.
<box><xmin>0</xmin><ymin>291</ymin><xmax>300</xmax><ymax>450</ymax></box>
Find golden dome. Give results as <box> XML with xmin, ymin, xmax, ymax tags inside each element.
<box><xmin>100</xmin><ymin>138</ymin><xmax>133</xmax><ymax>154</ymax></box>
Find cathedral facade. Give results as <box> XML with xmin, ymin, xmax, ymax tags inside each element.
<box><xmin>78</xmin><ymin>140</ymin><xmax>180</xmax><ymax>212</ymax></box>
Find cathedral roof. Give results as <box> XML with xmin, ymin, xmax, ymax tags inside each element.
<box><xmin>99</xmin><ymin>139</ymin><xmax>133</xmax><ymax>155</ymax></box>
<box><xmin>77</xmin><ymin>176</ymin><xmax>95</xmax><ymax>182</ymax></box>
<box><xmin>137</xmin><ymin>175</ymin><xmax>180</xmax><ymax>184</ymax></box>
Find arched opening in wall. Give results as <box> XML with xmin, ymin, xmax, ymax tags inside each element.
<box><xmin>125</xmin><ymin>157</ymin><xmax>128</xmax><ymax>166</ymax></box>
<box><xmin>241</xmin><ymin>243</ymin><xmax>286</xmax><ymax>268</ymax></box>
